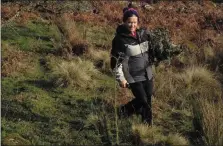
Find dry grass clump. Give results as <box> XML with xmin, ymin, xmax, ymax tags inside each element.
<box><xmin>177</xmin><ymin>66</ymin><xmax>215</xmax><ymax>86</ymax></box>
<box><xmin>165</xmin><ymin>133</ymin><xmax>189</xmax><ymax>146</ymax></box>
<box><xmin>49</xmin><ymin>57</ymin><xmax>99</xmax><ymax>88</ymax></box>
<box><xmin>175</xmin><ymin>66</ymin><xmax>221</xmax><ymax>101</ymax></box>
<box><xmin>192</xmin><ymin>98</ymin><xmax>223</xmax><ymax>145</ymax></box>
<box><xmin>154</xmin><ymin>65</ymin><xmax>221</xmax><ymax>109</ymax></box>
<box><xmin>55</xmin><ymin>13</ymin><xmax>89</xmax><ymax>58</ymax></box>
<box><xmin>58</xmin><ymin>14</ymin><xmax>82</xmax><ymax>45</ymax></box>
<box><xmin>132</xmin><ymin>123</ymin><xmax>190</xmax><ymax>145</ymax></box>
<box><xmin>132</xmin><ymin>124</ymin><xmax>166</xmax><ymax>145</ymax></box>
<box><xmin>1</xmin><ymin>43</ymin><xmax>37</xmax><ymax>77</ymax></box>
<box><xmin>153</xmin><ymin>65</ymin><xmax>182</xmax><ymax>105</ymax></box>
<box><xmin>155</xmin><ymin>65</ymin><xmax>222</xmax><ymax>145</ymax></box>
<box><xmin>86</xmin><ymin>48</ymin><xmax>110</xmax><ymax>73</ymax></box>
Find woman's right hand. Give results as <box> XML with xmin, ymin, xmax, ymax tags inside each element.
<box><xmin>120</xmin><ymin>80</ymin><xmax>128</xmax><ymax>88</ymax></box>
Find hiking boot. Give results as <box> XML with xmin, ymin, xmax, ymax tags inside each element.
<box><xmin>143</xmin><ymin>118</ymin><xmax>153</xmax><ymax>126</ymax></box>
<box><xmin>135</xmin><ymin>107</ymin><xmax>143</xmax><ymax>116</ymax></box>
<box><xmin>117</xmin><ymin>105</ymin><xmax>128</xmax><ymax>119</ymax></box>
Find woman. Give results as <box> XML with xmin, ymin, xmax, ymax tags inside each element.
<box><xmin>110</xmin><ymin>7</ymin><xmax>154</xmax><ymax>125</ymax></box>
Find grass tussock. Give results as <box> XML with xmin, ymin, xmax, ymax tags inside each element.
<box><xmin>86</xmin><ymin>48</ymin><xmax>110</xmax><ymax>73</ymax></box>
<box><xmin>166</xmin><ymin>133</ymin><xmax>189</xmax><ymax>146</ymax></box>
<box><xmin>154</xmin><ymin>65</ymin><xmax>221</xmax><ymax>107</ymax></box>
<box><xmin>192</xmin><ymin>97</ymin><xmax>223</xmax><ymax>146</ymax></box>
<box><xmin>132</xmin><ymin>124</ymin><xmax>190</xmax><ymax>145</ymax></box>
<box><xmin>153</xmin><ymin>65</ymin><xmax>182</xmax><ymax>106</ymax></box>
<box><xmin>59</xmin><ymin>14</ymin><xmax>82</xmax><ymax>45</ymax></box>
<box><xmin>176</xmin><ymin>66</ymin><xmax>222</xmax><ymax>101</ymax></box>
<box><xmin>49</xmin><ymin>57</ymin><xmax>99</xmax><ymax>88</ymax></box>
<box><xmin>55</xmin><ymin>14</ymin><xmax>89</xmax><ymax>57</ymax></box>
<box><xmin>155</xmin><ymin>65</ymin><xmax>222</xmax><ymax>145</ymax></box>
<box><xmin>177</xmin><ymin>66</ymin><xmax>216</xmax><ymax>86</ymax></box>
<box><xmin>132</xmin><ymin>124</ymin><xmax>166</xmax><ymax>145</ymax></box>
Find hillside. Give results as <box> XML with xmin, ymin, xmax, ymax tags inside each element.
<box><xmin>1</xmin><ymin>1</ymin><xmax>223</xmax><ymax>145</ymax></box>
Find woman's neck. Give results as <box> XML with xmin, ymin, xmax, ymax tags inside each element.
<box><xmin>131</xmin><ymin>31</ymin><xmax>136</xmax><ymax>37</ymax></box>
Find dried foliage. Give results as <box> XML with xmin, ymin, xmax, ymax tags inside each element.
<box><xmin>1</xmin><ymin>4</ymin><xmax>20</xmax><ymax>21</ymax></box>
<box><xmin>73</xmin><ymin>1</ymin><xmax>123</xmax><ymax>27</ymax></box>
<box><xmin>1</xmin><ymin>43</ymin><xmax>37</xmax><ymax>77</ymax></box>
<box><xmin>15</xmin><ymin>11</ymin><xmax>39</xmax><ymax>26</ymax></box>
<box><xmin>55</xmin><ymin>13</ymin><xmax>89</xmax><ymax>58</ymax></box>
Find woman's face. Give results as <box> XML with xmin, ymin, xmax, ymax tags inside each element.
<box><xmin>125</xmin><ymin>15</ymin><xmax>138</xmax><ymax>33</ymax></box>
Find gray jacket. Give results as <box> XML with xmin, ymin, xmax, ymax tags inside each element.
<box><xmin>111</xmin><ymin>25</ymin><xmax>153</xmax><ymax>83</ymax></box>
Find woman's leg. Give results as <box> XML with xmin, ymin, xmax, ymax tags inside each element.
<box><xmin>142</xmin><ymin>78</ymin><xmax>153</xmax><ymax>125</ymax></box>
<box><xmin>129</xmin><ymin>81</ymin><xmax>150</xmax><ymax>123</ymax></box>
<box><xmin>119</xmin><ymin>82</ymin><xmax>143</xmax><ymax>117</ymax></box>
<box><xmin>120</xmin><ymin>97</ymin><xmax>141</xmax><ymax>117</ymax></box>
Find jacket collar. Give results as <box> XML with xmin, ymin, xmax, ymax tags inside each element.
<box><xmin>116</xmin><ymin>24</ymin><xmax>140</xmax><ymax>39</ymax></box>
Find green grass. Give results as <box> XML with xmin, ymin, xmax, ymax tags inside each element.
<box><xmin>2</xmin><ymin>72</ymin><xmax>119</xmax><ymax>145</ymax></box>
<box><xmin>1</xmin><ymin>48</ymin><xmax>119</xmax><ymax>145</ymax></box>
<box><xmin>1</xmin><ymin>42</ymin><xmax>44</xmax><ymax>78</ymax></box>
<box><xmin>1</xmin><ymin>2</ymin><xmax>223</xmax><ymax>145</ymax></box>
<box><xmin>74</xmin><ymin>21</ymin><xmax>115</xmax><ymax>50</ymax></box>
<box><xmin>1</xmin><ymin>20</ymin><xmax>61</xmax><ymax>53</ymax></box>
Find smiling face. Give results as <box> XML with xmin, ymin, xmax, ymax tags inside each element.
<box><xmin>124</xmin><ymin>15</ymin><xmax>138</xmax><ymax>33</ymax></box>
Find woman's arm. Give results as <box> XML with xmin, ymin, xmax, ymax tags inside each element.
<box><xmin>110</xmin><ymin>37</ymin><xmax>127</xmax><ymax>86</ymax></box>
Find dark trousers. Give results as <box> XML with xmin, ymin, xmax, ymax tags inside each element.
<box><xmin>121</xmin><ymin>79</ymin><xmax>153</xmax><ymax>124</ymax></box>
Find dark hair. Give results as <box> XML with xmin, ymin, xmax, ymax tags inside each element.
<box><xmin>122</xmin><ymin>8</ymin><xmax>139</xmax><ymax>22</ymax></box>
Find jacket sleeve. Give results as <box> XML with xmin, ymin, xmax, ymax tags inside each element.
<box><xmin>110</xmin><ymin>37</ymin><xmax>126</xmax><ymax>82</ymax></box>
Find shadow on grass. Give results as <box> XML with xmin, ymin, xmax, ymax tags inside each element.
<box><xmin>2</xmin><ymin>99</ymin><xmax>50</xmax><ymax>123</ymax></box>
<box><xmin>24</xmin><ymin>79</ymin><xmax>55</xmax><ymax>91</ymax></box>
